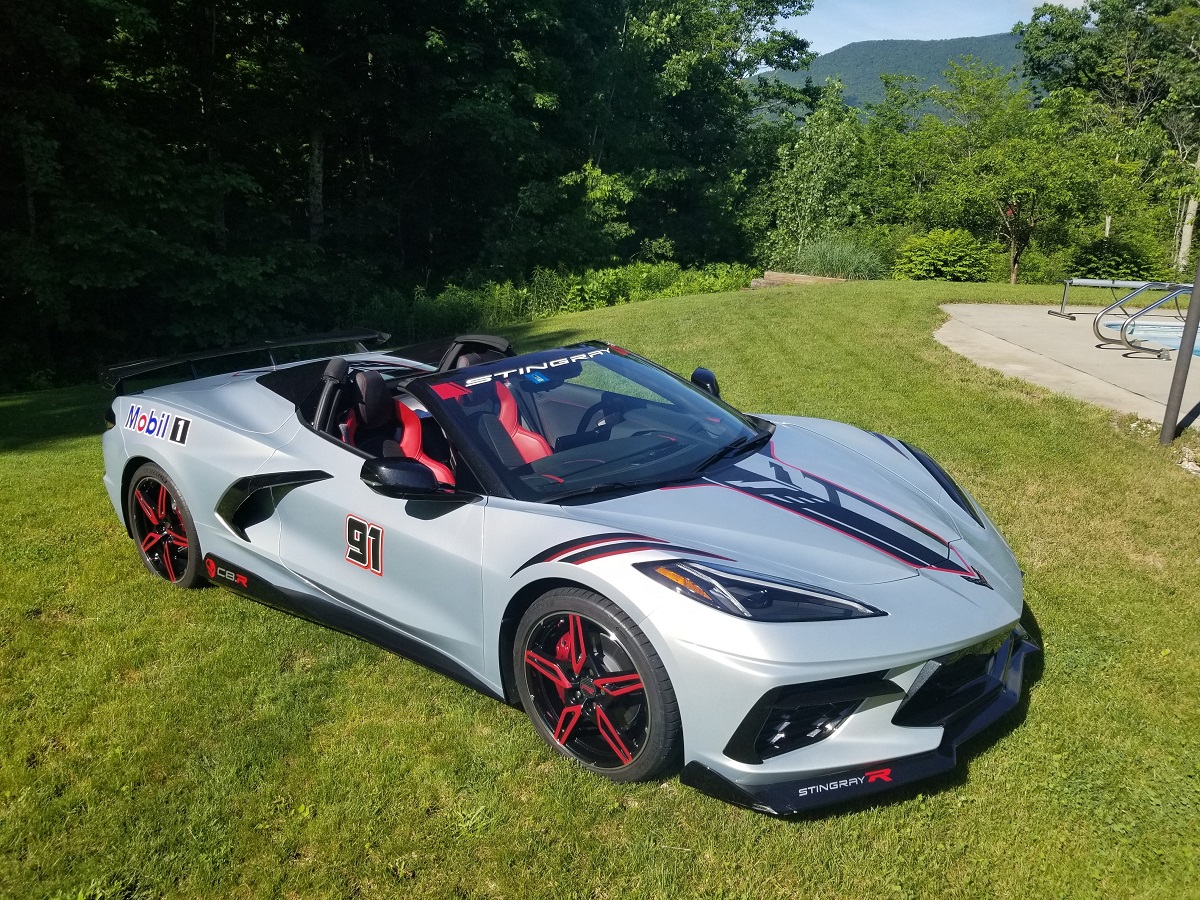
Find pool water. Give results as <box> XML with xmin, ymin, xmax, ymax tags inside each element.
<box><xmin>1103</xmin><ymin>321</ymin><xmax>1200</xmax><ymax>356</ymax></box>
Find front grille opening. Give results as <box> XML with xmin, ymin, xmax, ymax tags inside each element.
<box><xmin>724</xmin><ymin>673</ymin><xmax>904</xmax><ymax>765</ymax></box>
<box><xmin>892</xmin><ymin>631</ymin><xmax>1016</xmax><ymax>728</ymax></box>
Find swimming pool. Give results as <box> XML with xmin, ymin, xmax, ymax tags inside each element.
<box><xmin>1103</xmin><ymin>321</ymin><xmax>1200</xmax><ymax>356</ymax></box>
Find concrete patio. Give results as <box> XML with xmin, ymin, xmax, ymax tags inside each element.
<box><xmin>935</xmin><ymin>303</ymin><xmax>1199</xmax><ymax>430</ymax></box>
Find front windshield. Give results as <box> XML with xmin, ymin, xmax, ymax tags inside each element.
<box><xmin>421</xmin><ymin>343</ymin><xmax>766</xmax><ymax>502</ymax></box>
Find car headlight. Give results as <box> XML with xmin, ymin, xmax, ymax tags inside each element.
<box><xmin>634</xmin><ymin>560</ymin><xmax>885</xmax><ymax>622</ymax></box>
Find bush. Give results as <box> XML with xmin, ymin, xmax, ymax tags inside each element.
<box><xmin>771</xmin><ymin>234</ymin><xmax>887</xmax><ymax>280</ymax></box>
<box><xmin>367</xmin><ymin>262</ymin><xmax>757</xmax><ymax>344</ymax></box>
<box><xmin>986</xmin><ymin>247</ymin><xmax>1071</xmax><ymax>284</ymax></box>
<box><xmin>894</xmin><ymin>229</ymin><xmax>989</xmax><ymax>282</ymax></box>
<box><xmin>1069</xmin><ymin>237</ymin><xmax>1164</xmax><ymax>281</ymax></box>
<box><xmin>849</xmin><ymin>224</ymin><xmax>921</xmax><ymax>270</ymax></box>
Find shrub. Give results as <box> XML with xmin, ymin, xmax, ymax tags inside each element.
<box><xmin>985</xmin><ymin>247</ymin><xmax>1070</xmax><ymax>284</ymax></box>
<box><xmin>849</xmin><ymin>224</ymin><xmax>921</xmax><ymax>270</ymax></box>
<box><xmin>371</xmin><ymin>262</ymin><xmax>757</xmax><ymax>344</ymax></box>
<box><xmin>1069</xmin><ymin>237</ymin><xmax>1164</xmax><ymax>281</ymax></box>
<box><xmin>894</xmin><ymin>229</ymin><xmax>989</xmax><ymax>282</ymax></box>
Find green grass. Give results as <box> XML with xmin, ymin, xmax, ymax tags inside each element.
<box><xmin>2</xmin><ymin>280</ymin><xmax>1198</xmax><ymax>898</ymax></box>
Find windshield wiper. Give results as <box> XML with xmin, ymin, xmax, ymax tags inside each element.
<box><xmin>693</xmin><ymin>424</ymin><xmax>774</xmax><ymax>474</ymax></box>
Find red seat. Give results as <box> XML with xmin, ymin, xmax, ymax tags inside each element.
<box><xmin>395</xmin><ymin>401</ymin><xmax>456</xmax><ymax>486</ymax></box>
<box><xmin>495</xmin><ymin>381</ymin><xmax>552</xmax><ymax>463</ymax></box>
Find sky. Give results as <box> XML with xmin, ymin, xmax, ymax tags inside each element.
<box><xmin>781</xmin><ymin>1</ymin><xmax>1088</xmax><ymax>54</ymax></box>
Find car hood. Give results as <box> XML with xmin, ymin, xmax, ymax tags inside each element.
<box><xmin>554</xmin><ymin>417</ymin><xmax>990</xmax><ymax>589</ymax></box>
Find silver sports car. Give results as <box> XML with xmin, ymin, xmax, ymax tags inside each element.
<box><xmin>101</xmin><ymin>331</ymin><xmax>1037</xmax><ymax>815</ymax></box>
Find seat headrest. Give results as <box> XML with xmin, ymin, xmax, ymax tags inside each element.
<box><xmin>455</xmin><ymin>350</ymin><xmax>507</xmax><ymax>369</ymax></box>
<box><xmin>352</xmin><ymin>370</ymin><xmax>394</xmax><ymax>429</ymax></box>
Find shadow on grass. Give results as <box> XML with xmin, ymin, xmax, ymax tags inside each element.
<box><xmin>772</xmin><ymin>604</ymin><xmax>1046</xmax><ymax>823</ymax></box>
<box><xmin>506</xmin><ymin>326</ymin><xmax>598</xmax><ymax>351</ymax></box>
<box><xmin>1174</xmin><ymin>401</ymin><xmax>1200</xmax><ymax>434</ymax></box>
<box><xmin>0</xmin><ymin>384</ymin><xmax>111</xmax><ymax>453</ymax></box>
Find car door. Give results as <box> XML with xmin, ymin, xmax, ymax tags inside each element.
<box><xmin>270</xmin><ymin>424</ymin><xmax>487</xmax><ymax>674</ymax></box>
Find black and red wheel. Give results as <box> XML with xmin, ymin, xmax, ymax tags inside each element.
<box><xmin>126</xmin><ymin>463</ymin><xmax>203</xmax><ymax>588</ymax></box>
<box><xmin>513</xmin><ymin>587</ymin><xmax>681</xmax><ymax>782</ymax></box>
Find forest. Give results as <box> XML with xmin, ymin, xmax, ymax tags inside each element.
<box><xmin>1</xmin><ymin>0</ymin><xmax>1198</xmax><ymax>388</ymax></box>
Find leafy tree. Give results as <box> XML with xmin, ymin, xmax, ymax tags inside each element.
<box><xmin>755</xmin><ymin>82</ymin><xmax>862</xmax><ymax>267</ymax></box>
<box><xmin>1016</xmin><ymin>0</ymin><xmax>1199</xmax><ymax>272</ymax></box>
<box><xmin>911</xmin><ymin>62</ymin><xmax>1138</xmax><ymax>283</ymax></box>
<box><xmin>0</xmin><ymin>0</ymin><xmax>819</xmax><ymax>385</ymax></box>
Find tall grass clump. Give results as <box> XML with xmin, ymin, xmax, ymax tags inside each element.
<box><xmin>771</xmin><ymin>234</ymin><xmax>887</xmax><ymax>280</ymax></box>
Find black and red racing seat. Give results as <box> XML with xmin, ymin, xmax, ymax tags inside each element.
<box><xmin>340</xmin><ymin>370</ymin><xmax>455</xmax><ymax>486</ymax></box>
<box><xmin>394</xmin><ymin>401</ymin><xmax>455</xmax><ymax>486</ymax></box>
<box><xmin>494</xmin><ymin>381</ymin><xmax>552</xmax><ymax>464</ymax></box>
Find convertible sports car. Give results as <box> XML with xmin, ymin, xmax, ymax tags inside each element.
<box><xmin>101</xmin><ymin>331</ymin><xmax>1037</xmax><ymax>816</ymax></box>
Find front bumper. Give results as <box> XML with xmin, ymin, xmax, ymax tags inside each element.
<box><xmin>680</xmin><ymin>627</ymin><xmax>1039</xmax><ymax>816</ymax></box>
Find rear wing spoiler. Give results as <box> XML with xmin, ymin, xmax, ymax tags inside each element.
<box><xmin>101</xmin><ymin>329</ymin><xmax>391</xmax><ymax>394</ymax></box>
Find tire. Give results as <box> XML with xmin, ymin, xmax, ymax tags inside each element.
<box><xmin>513</xmin><ymin>587</ymin><xmax>682</xmax><ymax>782</ymax></box>
<box><xmin>126</xmin><ymin>463</ymin><xmax>203</xmax><ymax>588</ymax></box>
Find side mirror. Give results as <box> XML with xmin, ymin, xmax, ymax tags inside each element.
<box><xmin>361</xmin><ymin>457</ymin><xmax>443</xmax><ymax>498</ymax></box>
<box><xmin>691</xmin><ymin>367</ymin><xmax>720</xmax><ymax>398</ymax></box>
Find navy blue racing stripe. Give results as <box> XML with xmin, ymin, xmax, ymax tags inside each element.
<box><xmin>559</xmin><ymin>541</ymin><xmax>731</xmax><ymax>566</ymax></box>
<box><xmin>512</xmin><ymin>532</ymin><xmax>664</xmax><ymax>576</ymax></box>
<box><xmin>710</xmin><ymin>467</ymin><xmax>973</xmax><ymax>576</ymax></box>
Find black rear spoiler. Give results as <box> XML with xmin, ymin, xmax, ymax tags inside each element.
<box><xmin>101</xmin><ymin>329</ymin><xmax>390</xmax><ymax>394</ymax></box>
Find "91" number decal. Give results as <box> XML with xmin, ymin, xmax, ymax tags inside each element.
<box><xmin>346</xmin><ymin>515</ymin><xmax>383</xmax><ymax>575</ymax></box>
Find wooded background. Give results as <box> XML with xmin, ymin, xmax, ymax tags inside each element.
<box><xmin>2</xmin><ymin>0</ymin><xmax>1197</xmax><ymax>388</ymax></box>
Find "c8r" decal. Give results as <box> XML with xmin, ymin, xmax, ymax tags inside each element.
<box><xmin>346</xmin><ymin>515</ymin><xmax>383</xmax><ymax>575</ymax></box>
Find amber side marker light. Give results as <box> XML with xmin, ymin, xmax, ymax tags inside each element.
<box><xmin>655</xmin><ymin>565</ymin><xmax>712</xmax><ymax>601</ymax></box>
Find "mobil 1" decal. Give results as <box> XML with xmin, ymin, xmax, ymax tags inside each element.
<box><xmin>124</xmin><ymin>404</ymin><xmax>192</xmax><ymax>445</ymax></box>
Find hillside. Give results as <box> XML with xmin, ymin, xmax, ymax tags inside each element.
<box><xmin>774</xmin><ymin>33</ymin><xmax>1023</xmax><ymax>107</ymax></box>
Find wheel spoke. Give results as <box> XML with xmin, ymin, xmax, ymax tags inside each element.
<box><xmin>553</xmin><ymin>705</ymin><xmax>583</xmax><ymax>744</ymax></box>
<box><xmin>156</xmin><ymin>484</ymin><xmax>168</xmax><ymax>521</ymax></box>
<box><xmin>524</xmin><ymin>650</ymin><xmax>571</xmax><ymax>690</ymax></box>
<box><xmin>140</xmin><ymin>532</ymin><xmax>164</xmax><ymax>552</ymax></box>
<box><xmin>593</xmin><ymin>704</ymin><xmax>634</xmax><ymax>765</ymax></box>
<box><xmin>594</xmin><ymin>672</ymin><xmax>644</xmax><ymax>697</ymax></box>
<box><xmin>567</xmin><ymin>614</ymin><xmax>587</xmax><ymax>675</ymax></box>
<box><xmin>166</xmin><ymin>530</ymin><xmax>189</xmax><ymax>548</ymax></box>
<box><xmin>136</xmin><ymin>490</ymin><xmax>159</xmax><ymax>525</ymax></box>
<box><xmin>161</xmin><ymin>544</ymin><xmax>177</xmax><ymax>582</ymax></box>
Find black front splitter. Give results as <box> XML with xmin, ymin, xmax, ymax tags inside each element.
<box><xmin>680</xmin><ymin>630</ymin><xmax>1039</xmax><ymax>817</ymax></box>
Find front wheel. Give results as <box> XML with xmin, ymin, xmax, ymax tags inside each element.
<box><xmin>513</xmin><ymin>587</ymin><xmax>682</xmax><ymax>782</ymax></box>
<box><xmin>126</xmin><ymin>463</ymin><xmax>203</xmax><ymax>588</ymax></box>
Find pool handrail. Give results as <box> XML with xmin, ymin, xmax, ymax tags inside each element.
<box><xmin>1117</xmin><ymin>286</ymin><xmax>1194</xmax><ymax>359</ymax></box>
<box><xmin>1090</xmin><ymin>281</ymin><xmax>1193</xmax><ymax>343</ymax></box>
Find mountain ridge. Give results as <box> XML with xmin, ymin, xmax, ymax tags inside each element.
<box><xmin>774</xmin><ymin>32</ymin><xmax>1024</xmax><ymax>107</ymax></box>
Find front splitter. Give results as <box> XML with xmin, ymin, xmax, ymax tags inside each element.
<box><xmin>681</xmin><ymin>629</ymin><xmax>1039</xmax><ymax>816</ymax></box>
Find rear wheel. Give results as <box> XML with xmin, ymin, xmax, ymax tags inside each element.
<box><xmin>126</xmin><ymin>463</ymin><xmax>202</xmax><ymax>588</ymax></box>
<box><xmin>513</xmin><ymin>587</ymin><xmax>681</xmax><ymax>782</ymax></box>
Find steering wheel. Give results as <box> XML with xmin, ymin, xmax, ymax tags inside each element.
<box><xmin>575</xmin><ymin>392</ymin><xmax>624</xmax><ymax>435</ymax></box>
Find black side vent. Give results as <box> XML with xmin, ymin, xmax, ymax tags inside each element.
<box><xmin>725</xmin><ymin>673</ymin><xmax>904</xmax><ymax>765</ymax></box>
<box><xmin>215</xmin><ymin>470</ymin><xmax>331</xmax><ymax>540</ymax></box>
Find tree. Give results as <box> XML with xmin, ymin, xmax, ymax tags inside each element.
<box><xmin>914</xmin><ymin>63</ymin><xmax>1136</xmax><ymax>283</ymax></box>
<box><xmin>1016</xmin><ymin>0</ymin><xmax>1199</xmax><ymax>272</ymax></box>
<box><xmin>0</xmin><ymin>0</ymin><xmax>822</xmax><ymax>385</ymax></box>
<box><xmin>755</xmin><ymin>82</ymin><xmax>862</xmax><ymax>266</ymax></box>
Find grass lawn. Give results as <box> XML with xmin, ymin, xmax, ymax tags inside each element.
<box><xmin>1</xmin><ymin>280</ymin><xmax>1197</xmax><ymax>898</ymax></box>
